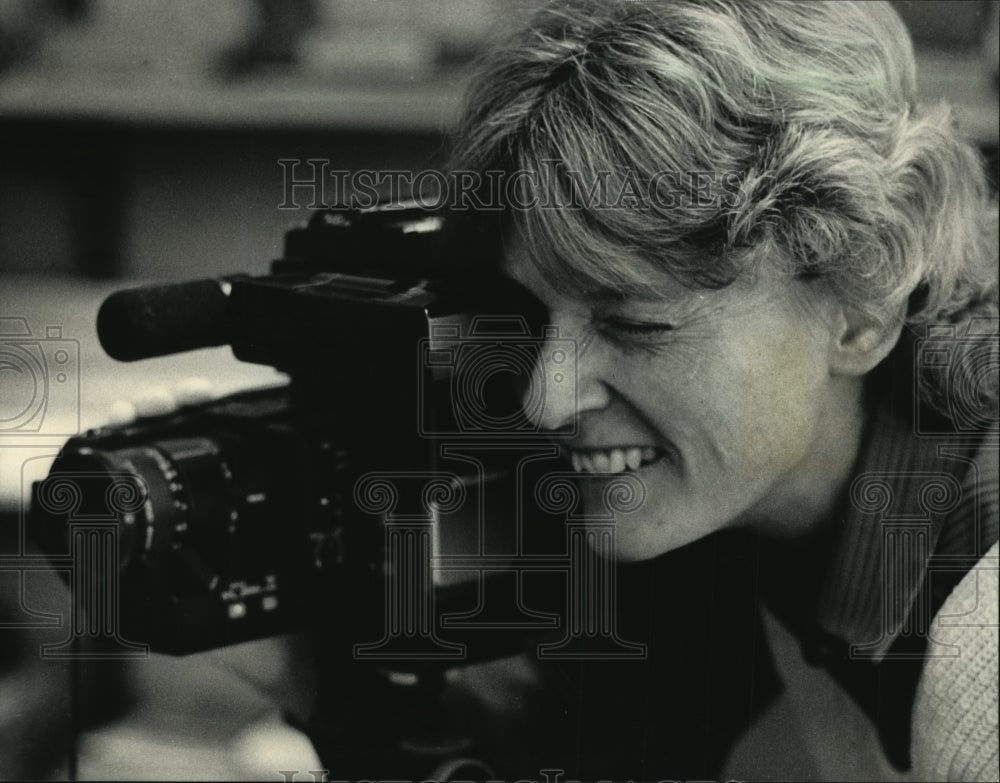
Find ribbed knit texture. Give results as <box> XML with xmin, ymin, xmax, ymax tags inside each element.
<box><xmin>911</xmin><ymin>540</ymin><xmax>999</xmax><ymax>783</ymax></box>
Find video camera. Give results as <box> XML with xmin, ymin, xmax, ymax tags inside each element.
<box><xmin>30</xmin><ymin>202</ymin><xmax>578</xmax><ymax>659</ymax></box>
<box><xmin>22</xmin><ymin>201</ymin><xmax>674</xmax><ymax>780</ymax></box>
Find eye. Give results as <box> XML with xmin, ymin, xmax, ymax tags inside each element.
<box><xmin>599</xmin><ymin>316</ymin><xmax>675</xmax><ymax>345</ymax></box>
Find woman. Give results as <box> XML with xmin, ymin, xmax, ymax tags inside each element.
<box><xmin>448</xmin><ymin>1</ymin><xmax>998</xmax><ymax>780</ymax></box>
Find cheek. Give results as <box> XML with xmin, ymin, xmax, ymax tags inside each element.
<box><xmin>621</xmin><ymin>316</ymin><xmax>829</xmax><ymax>468</ymax></box>
<box><xmin>740</xmin><ymin>327</ymin><xmax>828</xmax><ymax>459</ymax></box>
<box><xmin>698</xmin><ymin>323</ymin><xmax>827</xmax><ymax>473</ymax></box>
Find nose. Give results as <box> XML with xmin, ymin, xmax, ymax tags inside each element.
<box><xmin>523</xmin><ymin>325</ymin><xmax>610</xmax><ymax>432</ymax></box>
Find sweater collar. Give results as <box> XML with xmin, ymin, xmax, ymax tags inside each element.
<box><xmin>809</xmin><ymin>403</ymin><xmax>963</xmax><ymax>661</ymax></box>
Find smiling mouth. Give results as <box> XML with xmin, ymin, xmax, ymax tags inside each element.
<box><xmin>565</xmin><ymin>446</ymin><xmax>668</xmax><ymax>474</ymax></box>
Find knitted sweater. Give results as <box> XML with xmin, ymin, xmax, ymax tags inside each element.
<box><xmin>911</xmin><ymin>540</ymin><xmax>999</xmax><ymax>782</ymax></box>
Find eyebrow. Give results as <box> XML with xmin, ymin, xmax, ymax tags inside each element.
<box><xmin>585</xmin><ymin>282</ymin><xmax>695</xmax><ymax>307</ymax></box>
<box><xmin>581</xmin><ymin>286</ymin><xmax>631</xmax><ymax>304</ymax></box>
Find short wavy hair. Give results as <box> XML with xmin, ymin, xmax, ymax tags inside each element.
<box><xmin>449</xmin><ymin>0</ymin><xmax>998</xmax><ymax>421</ymax></box>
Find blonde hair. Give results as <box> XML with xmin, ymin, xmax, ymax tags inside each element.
<box><xmin>450</xmin><ymin>0</ymin><xmax>997</xmax><ymax>418</ymax></box>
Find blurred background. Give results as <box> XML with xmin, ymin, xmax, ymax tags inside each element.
<box><xmin>0</xmin><ymin>0</ymin><xmax>997</xmax><ymax>780</ymax></box>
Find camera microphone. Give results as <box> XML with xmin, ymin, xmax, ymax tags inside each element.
<box><xmin>97</xmin><ymin>277</ymin><xmax>239</xmax><ymax>361</ymax></box>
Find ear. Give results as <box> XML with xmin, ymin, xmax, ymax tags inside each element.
<box><xmin>828</xmin><ymin>303</ymin><xmax>906</xmax><ymax>377</ymax></box>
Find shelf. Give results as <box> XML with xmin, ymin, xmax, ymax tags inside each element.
<box><xmin>0</xmin><ymin>49</ymin><xmax>993</xmax><ymax>140</ymax></box>
<box><xmin>0</xmin><ymin>67</ymin><xmax>467</xmax><ymax>132</ymax></box>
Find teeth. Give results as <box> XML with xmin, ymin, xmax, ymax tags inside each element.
<box><xmin>567</xmin><ymin>446</ymin><xmax>662</xmax><ymax>474</ymax></box>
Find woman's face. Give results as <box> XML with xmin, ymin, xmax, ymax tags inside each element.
<box><xmin>502</xmin><ymin>236</ymin><xmax>856</xmax><ymax>561</ymax></box>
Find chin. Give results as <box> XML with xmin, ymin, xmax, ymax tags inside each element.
<box><xmin>577</xmin><ymin>496</ymin><xmax>710</xmax><ymax>563</ymax></box>
<box><xmin>614</xmin><ymin>516</ymin><xmax>708</xmax><ymax>562</ymax></box>
<box><xmin>575</xmin><ymin>473</ymin><xmax>715</xmax><ymax>563</ymax></box>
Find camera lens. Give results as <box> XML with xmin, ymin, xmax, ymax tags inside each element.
<box><xmin>37</xmin><ymin>437</ymin><xmax>243</xmax><ymax>578</ymax></box>
<box><xmin>31</xmin><ymin>403</ymin><xmax>312</xmax><ymax>652</ymax></box>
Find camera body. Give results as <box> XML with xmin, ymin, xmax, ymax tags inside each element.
<box><xmin>32</xmin><ymin>204</ymin><xmax>565</xmax><ymax>657</ymax></box>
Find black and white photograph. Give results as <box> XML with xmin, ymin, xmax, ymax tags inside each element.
<box><xmin>1</xmin><ymin>1</ymin><xmax>998</xmax><ymax>780</ymax></box>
